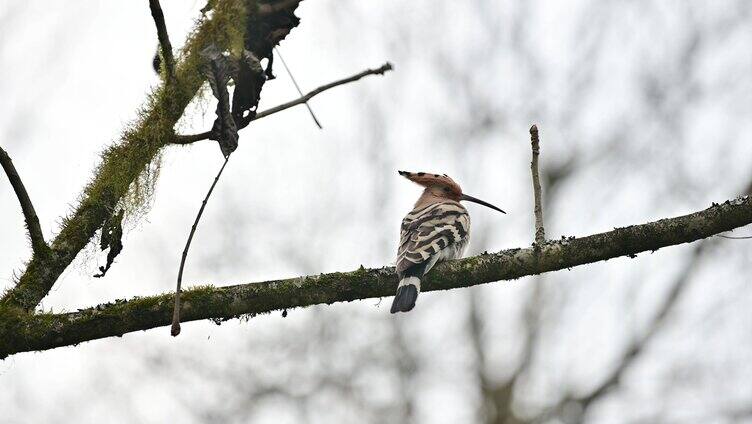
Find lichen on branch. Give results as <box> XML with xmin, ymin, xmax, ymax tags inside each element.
<box><xmin>1</xmin><ymin>195</ymin><xmax>750</xmax><ymax>359</ymax></box>
<box><xmin>1</xmin><ymin>0</ymin><xmax>304</xmax><ymax>311</ymax></box>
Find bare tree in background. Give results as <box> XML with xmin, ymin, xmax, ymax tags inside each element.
<box><xmin>137</xmin><ymin>2</ymin><xmax>752</xmax><ymax>423</ymax></box>
<box><xmin>2</xmin><ymin>1</ymin><xmax>752</xmax><ymax>423</ymax></box>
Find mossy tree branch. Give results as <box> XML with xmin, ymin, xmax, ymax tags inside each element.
<box><xmin>0</xmin><ymin>0</ymin><xmax>300</xmax><ymax>311</ymax></box>
<box><xmin>1</xmin><ymin>196</ymin><xmax>750</xmax><ymax>359</ymax></box>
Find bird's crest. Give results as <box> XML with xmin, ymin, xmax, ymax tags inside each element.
<box><xmin>398</xmin><ymin>170</ymin><xmax>505</xmax><ymax>214</ymax></box>
<box><xmin>397</xmin><ymin>170</ymin><xmax>462</xmax><ymax>197</ymax></box>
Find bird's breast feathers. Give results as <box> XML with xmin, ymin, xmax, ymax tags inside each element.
<box><xmin>397</xmin><ymin>201</ymin><xmax>470</xmax><ymax>275</ymax></box>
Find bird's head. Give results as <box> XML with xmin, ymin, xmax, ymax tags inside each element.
<box><xmin>398</xmin><ymin>170</ymin><xmax>505</xmax><ymax>213</ymax></box>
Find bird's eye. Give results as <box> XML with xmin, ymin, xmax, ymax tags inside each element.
<box><xmin>443</xmin><ymin>187</ymin><xmax>451</xmax><ymax>192</ymax></box>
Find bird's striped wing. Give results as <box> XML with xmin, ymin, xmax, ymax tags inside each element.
<box><xmin>397</xmin><ymin>202</ymin><xmax>470</xmax><ymax>275</ymax></box>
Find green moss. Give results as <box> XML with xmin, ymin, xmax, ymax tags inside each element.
<box><xmin>78</xmin><ymin>0</ymin><xmax>249</xmax><ymax>229</ymax></box>
<box><xmin>0</xmin><ymin>306</ymin><xmax>60</xmax><ymax>359</ymax></box>
<box><xmin>2</xmin><ymin>0</ymin><xmax>253</xmax><ymax>311</ymax></box>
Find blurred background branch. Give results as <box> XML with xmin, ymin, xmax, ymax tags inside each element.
<box><xmin>2</xmin><ymin>1</ymin><xmax>752</xmax><ymax>422</ymax></box>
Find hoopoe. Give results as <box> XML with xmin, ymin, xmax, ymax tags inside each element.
<box><xmin>391</xmin><ymin>171</ymin><xmax>505</xmax><ymax>313</ymax></box>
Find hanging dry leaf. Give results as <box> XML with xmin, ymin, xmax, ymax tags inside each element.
<box><xmin>93</xmin><ymin>210</ymin><xmax>124</xmax><ymax>278</ymax></box>
<box><xmin>200</xmin><ymin>44</ymin><xmax>239</xmax><ymax>158</ymax></box>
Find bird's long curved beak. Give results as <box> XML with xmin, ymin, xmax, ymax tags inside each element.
<box><xmin>460</xmin><ymin>194</ymin><xmax>506</xmax><ymax>214</ymax></box>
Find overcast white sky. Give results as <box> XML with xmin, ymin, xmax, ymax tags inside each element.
<box><xmin>1</xmin><ymin>1</ymin><xmax>752</xmax><ymax>423</ymax></box>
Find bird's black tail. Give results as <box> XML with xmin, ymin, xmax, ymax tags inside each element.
<box><xmin>391</xmin><ymin>277</ymin><xmax>420</xmax><ymax>313</ymax></box>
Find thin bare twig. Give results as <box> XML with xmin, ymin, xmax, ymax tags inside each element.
<box><xmin>275</xmin><ymin>47</ymin><xmax>322</xmax><ymax>129</ymax></box>
<box><xmin>171</xmin><ymin>156</ymin><xmax>231</xmax><ymax>336</ymax></box>
<box><xmin>0</xmin><ymin>146</ymin><xmax>47</xmax><ymax>256</ymax></box>
<box><xmin>149</xmin><ymin>0</ymin><xmax>175</xmax><ymax>81</ymax></box>
<box><xmin>171</xmin><ymin>62</ymin><xmax>394</xmax><ymax>145</ymax></box>
<box><xmin>716</xmin><ymin>234</ymin><xmax>752</xmax><ymax>239</ymax></box>
<box><xmin>530</xmin><ymin>124</ymin><xmax>545</xmax><ymax>245</ymax></box>
<box><xmin>252</xmin><ymin>62</ymin><xmax>392</xmax><ymax>122</ymax></box>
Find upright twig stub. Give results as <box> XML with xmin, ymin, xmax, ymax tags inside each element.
<box><xmin>529</xmin><ymin>125</ymin><xmax>546</xmax><ymax>246</ymax></box>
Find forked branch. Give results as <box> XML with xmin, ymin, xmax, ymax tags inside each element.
<box><xmin>1</xmin><ymin>0</ymin><xmax>302</xmax><ymax>311</ymax></box>
<box><xmin>171</xmin><ymin>62</ymin><xmax>393</xmax><ymax>145</ymax></box>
